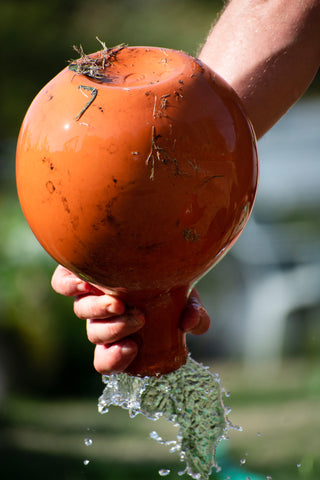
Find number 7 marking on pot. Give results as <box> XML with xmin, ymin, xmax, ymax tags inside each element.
<box><xmin>75</xmin><ymin>85</ymin><xmax>98</xmax><ymax>121</ymax></box>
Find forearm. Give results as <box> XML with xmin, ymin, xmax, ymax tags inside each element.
<box><xmin>199</xmin><ymin>0</ymin><xmax>320</xmax><ymax>138</ymax></box>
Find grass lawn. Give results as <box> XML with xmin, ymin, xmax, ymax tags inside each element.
<box><xmin>1</xmin><ymin>359</ymin><xmax>320</xmax><ymax>479</ymax></box>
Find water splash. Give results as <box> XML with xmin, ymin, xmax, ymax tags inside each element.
<box><xmin>98</xmin><ymin>356</ymin><xmax>232</xmax><ymax>479</ymax></box>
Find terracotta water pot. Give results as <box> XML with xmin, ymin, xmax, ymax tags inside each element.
<box><xmin>16</xmin><ymin>45</ymin><xmax>258</xmax><ymax>376</ymax></box>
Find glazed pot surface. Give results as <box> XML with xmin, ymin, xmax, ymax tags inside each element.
<box><xmin>16</xmin><ymin>46</ymin><xmax>258</xmax><ymax>375</ymax></box>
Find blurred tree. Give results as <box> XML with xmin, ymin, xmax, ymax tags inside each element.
<box><xmin>0</xmin><ymin>0</ymin><xmax>79</xmax><ymax>140</ymax></box>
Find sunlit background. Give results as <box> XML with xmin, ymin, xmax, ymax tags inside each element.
<box><xmin>1</xmin><ymin>1</ymin><xmax>319</xmax><ymax>479</ymax></box>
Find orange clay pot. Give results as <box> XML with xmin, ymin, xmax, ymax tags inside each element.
<box><xmin>16</xmin><ymin>46</ymin><xmax>258</xmax><ymax>376</ymax></box>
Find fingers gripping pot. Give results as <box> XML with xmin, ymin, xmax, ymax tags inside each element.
<box><xmin>16</xmin><ymin>46</ymin><xmax>258</xmax><ymax>376</ymax></box>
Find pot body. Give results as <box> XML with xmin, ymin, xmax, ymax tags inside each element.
<box><xmin>16</xmin><ymin>46</ymin><xmax>258</xmax><ymax>376</ymax></box>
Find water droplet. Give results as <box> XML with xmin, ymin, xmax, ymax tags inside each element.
<box><xmin>240</xmin><ymin>453</ymin><xmax>248</xmax><ymax>465</ymax></box>
<box><xmin>266</xmin><ymin>476</ymin><xmax>272</xmax><ymax>480</ymax></box>
<box><xmin>224</xmin><ymin>391</ymin><xmax>231</xmax><ymax>398</ymax></box>
<box><xmin>257</xmin><ymin>432</ymin><xmax>262</xmax><ymax>438</ymax></box>
<box><xmin>169</xmin><ymin>444</ymin><xmax>179</xmax><ymax>453</ymax></box>
<box><xmin>159</xmin><ymin>469</ymin><xmax>170</xmax><ymax>476</ymax></box>
<box><xmin>297</xmin><ymin>463</ymin><xmax>301</xmax><ymax>468</ymax></box>
<box><xmin>99</xmin><ymin>405</ymin><xmax>109</xmax><ymax>414</ymax></box>
<box><xmin>83</xmin><ymin>459</ymin><xmax>90</xmax><ymax>466</ymax></box>
<box><xmin>84</xmin><ymin>437</ymin><xmax>93</xmax><ymax>446</ymax></box>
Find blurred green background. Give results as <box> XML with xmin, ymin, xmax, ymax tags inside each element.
<box><xmin>1</xmin><ymin>0</ymin><xmax>320</xmax><ymax>479</ymax></box>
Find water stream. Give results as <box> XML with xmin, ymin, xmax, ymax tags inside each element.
<box><xmin>98</xmin><ymin>355</ymin><xmax>232</xmax><ymax>479</ymax></box>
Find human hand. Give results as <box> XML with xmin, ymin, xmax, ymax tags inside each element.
<box><xmin>51</xmin><ymin>265</ymin><xmax>210</xmax><ymax>374</ymax></box>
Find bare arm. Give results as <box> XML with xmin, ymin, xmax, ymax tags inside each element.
<box><xmin>199</xmin><ymin>0</ymin><xmax>320</xmax><ymax>139</ymax></box>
